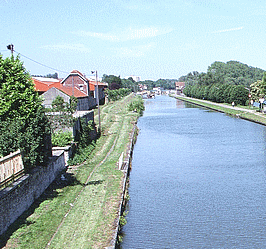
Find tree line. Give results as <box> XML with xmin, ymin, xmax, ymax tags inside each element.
<box><xmin>102</xmin><ymin>74</ymin><xmax>177</xmax><ymax>92</ymax></box>
<box><xmin>180</xmin><ymin>61</ymin><xmax>265</xmax><ymax>105</ymax></box>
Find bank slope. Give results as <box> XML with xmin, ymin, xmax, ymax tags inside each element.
<box><xmin>172</xmin><ymin>95</ymin><xmax>266</xmax><ymax>126</ymax></box>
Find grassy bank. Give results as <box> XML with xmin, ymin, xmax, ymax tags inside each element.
<box><xmin>172</xmin><ymin>95</ymin><xmax>266</xmax><ymax>126</ymax></box>
<box><xmin>1</xmin><ymin>94</ymin><xmax>140</xmax><ymax>249</ymax></box>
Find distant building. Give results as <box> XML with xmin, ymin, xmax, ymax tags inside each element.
<box><xmin>125</xmin><ymin>75</ymin><xmax>141</xmax><ymax>82</ymax></box>
<box><xmin>175</xmin><ymin>82</ymin><xmax>185</xmax><ymax>95</ymax></box>
<box><xmin>153</xmin><ymin>87</ymin><xmax>162</xmax><ymax>95</ymax></box>
<box><xmin>138</xmin><ymin>84</ymin><xmax>147</xmax><ymax>91</ymax></box>
<box><xmin>32</xmin><ymin>70</ymin><xmax>107</xmax><ymax>110</ymax></box>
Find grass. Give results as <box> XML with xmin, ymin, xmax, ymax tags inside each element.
<box><xmin>1</xmin><ymin>93</ymin><xmax>140</xmax><ymax>249</ymax></box>
<box><xmin>173</xmin><ymin>95</ymin><xmax>266</xmax><ymax>126</ymax></box>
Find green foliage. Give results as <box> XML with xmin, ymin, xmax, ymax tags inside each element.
<box><xmin>182</xmin><ymin>60</ymin><xmax>259</xmax><ymax>106</ymax></box>
<box><xmin>48</xmin><ymin>96</ymin><xmax>77</xmax><ymax>133</ymax></box>
<box><xmin>137</xmin><ymin>78</ymin><xmax>177</xmax><ymax>91</ymax></box>
<box><xmin>52</xmin><ymin>96</ymin><xmax>66</xmax><ymax>112</ymax></box>
<box><xmin>32</xmin><ymin>72</ymin><xmax>58</xmax><ymax>79</ymax></box>
<box><xmin>52</xmin><ymin>95</ymin><xmax>77</xmax><ymax>114</ymax></box>
<box><xmin>182</xmin><ymin>61</ymin><xmax>264</xmax><ymax>88</ymax></box>
<box><xmin>52</xmin><ymin>130</ymin><xmax>73</xmax><ymax>147</ymax></box>
<box><xmin>250</xmin><ymin>72</ymin><xmax>266</xmax><ymax>101</ymax></box>
<box><xmin>128</xmin><ymin>96</ymin><xmax>145</xmax><ymax>115</ymax></box>
<box><xmin>0</xmin><ymin>55</ymin><xmax>51</xmax><ymax>170</ymax></box>
<box><xmin>74</xmin><ymin>119</ymin><xmax>94</xmax><ymax>148</ymax></box>
<box><xmin>68</xmin><ymin>119</ymin><xmax>96</xmax><ymax>166</ymax></box>
<box><xmin>67</xmin><ymin>142</ymin><xmax>95</xmax><ymax>166</ymax></box>
<box><xmin>105</xmin><ymin>88</ymin><xmax>131</xmax><ymax>101</ymax></box>
<box><xmin>102</xmin><ymin>74</ymin><xmax>122</xmax><ymax>89</ymax></box>
<box><xmin>121</xmin><ymin>78</ymin><xmax>139</xmax><ymax>92</ymax></box>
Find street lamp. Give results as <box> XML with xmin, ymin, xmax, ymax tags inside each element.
<box><xmin>91</xmin><ymin>70</ymin><xmax>101</xmax><ymax>133</ymax></box>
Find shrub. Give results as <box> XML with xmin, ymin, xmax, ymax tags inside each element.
<box><xmin>52</xmin><ymin>130</ymin><xmax>73</xmax><ymax>147</ymax></box>
<box><xmin>128</xmin><ymin>96</ymin><xmax>145</xmax><ymax>115</ymax></box>
<box><xmin>105</xmin><ymin>88</ymin><xmax>131</xmax><ymax>101</ymax></box>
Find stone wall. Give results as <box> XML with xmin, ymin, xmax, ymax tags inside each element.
<box><xmin>0</xmin><ymin>152</ymin><xmax>65</xmax><ymax>235</ymax></box>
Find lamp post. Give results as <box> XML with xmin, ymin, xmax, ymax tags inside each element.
<box><xmin>91</xmin><ymin>70</ymin><xmax>101</xmax><ymax>133</ymax></box>
<box><xmin>7</xmin><ymin>44</ymin><xmax>14</xmax><ymax>56</ymax></box>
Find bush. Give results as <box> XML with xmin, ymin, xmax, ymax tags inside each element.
<box><xmin>128</xmin><ymin>96</ymin><xmax>145</xmax><ymax>115</ymax></box>
<box><xmin>52</xmin><ymin>130</ymin><xmax>73</xmax><ymax>147</ymax></box>
<box><xmin>67</xmin><ymin>142</ymin><xmax>95</xmax><ymax>166</ymax></box>
<box><xmin>67</xmin><ymin>119</ymin><xmax>96</xmax><ymax>166</ymax></box>
<box><xmin>105</xmin><ymin>88</ymin><xmax>131</xmax><ymax>101</ymax></box>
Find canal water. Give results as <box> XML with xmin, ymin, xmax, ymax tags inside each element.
<box><xmin>121</xmin><ymin>95</ymin><xmax>266</xmax><ymax>248</ymax></box>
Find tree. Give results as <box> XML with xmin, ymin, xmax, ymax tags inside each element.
<box><xmin>0</xmin><ymin>55</ymin><xmax>51</xmax><ymax>170</ymax></box>
<box><xmin>48</xmin><ymin>96</ymin><xmax>77</xmax><ymax>133</ymax></box>
<box><xmin>102</xmin><ymin>74</ymin><xmax>122</xmax><ymax>89</ymax></box>
<box><xmin>250</xmin><ymin>72</ymin><xmax>266</xmax><ymax>101</ymax></box>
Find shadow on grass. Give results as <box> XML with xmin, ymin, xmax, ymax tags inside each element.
<box><xmin>86</xmin><ymin>180</ymin><xmax>104</xmax><ymax>186</ymax></box>
<box><xmin>0</xmin><ymin>171</ymin><xmax>85</xmax><ymax>248</ymax></box>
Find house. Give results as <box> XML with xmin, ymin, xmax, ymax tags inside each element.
<box><xmin>175</xmin><ymin>82</ymin><xmax>185</xmax><ymax>95</ymax></box>
<box><xmin>89</xmin><ymin>81</ymin><xmax>108</xmax><ymax>105</ymax></box>
<box><xmin>32</xmin><ymin>70</ymin><xmax>108</xmax><ymax>110</ymax></box>
<box><xmin>42</xmin><ymin>85</ymin><xmax>90</xmax><ymax>111</ymax></box>
<box><xmin>61</xmin><ymin>70</ymin><xmax>92</xmax><ymax>94</ymax></box>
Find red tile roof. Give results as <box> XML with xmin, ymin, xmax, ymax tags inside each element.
<box><xmin>89</xmin><ymin>81</ymin><xmax>108</xmax><ymax>91</ymax></box>
<box><xmin>33</xmin><ymin>78</ymin><xmax>50</xmax><ymax>92</ymax></box>
<box><xmin>70</xmin><ymin>70</ymin><xmax>84</xmax><ymax>75</ymax></box>
<box><xmin>33</xmin><ymin>77</ymin><xmax>61</xmax><ymax>92</ymax></box>
<box><xmin>55</xmin><ymin>86</ymin><xmax>87</xmax><ymax>98</ymax></box>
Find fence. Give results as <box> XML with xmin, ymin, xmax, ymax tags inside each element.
<box><xmin>0</xmin><ymin>150</ymin><xmax>24</xmax><ymax>189</ymax></box>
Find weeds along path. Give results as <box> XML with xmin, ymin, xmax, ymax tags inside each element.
<box><xmin>2</xmin><ymin>94</ymin><xmax>138</xmax><ymax>249</ymax></box>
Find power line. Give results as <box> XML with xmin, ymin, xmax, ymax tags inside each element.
<box><xmin>13</xmin><ymin>50</ymin><xmax>70</xmax><ymax>74</ymax></box>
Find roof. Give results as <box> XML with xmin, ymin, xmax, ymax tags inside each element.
<box><xmin>33</xmin><ymin>79</ymin><xmax>50</xmax><ymax>92</ymax></box>
<box><xmin>61</xmin><ymin>70</ymin><xmax>88</xmax><ymax>84</ymax></box>
<box><xmin>89</xmin><ymin>81</ymin><xmax>108</xmax><ymax>91</ymax></box>
<box><xmin>175</xmin><ymin>82</ymin><xmax>185</xmax><ymax>87</ymax></box>
<box><xmin>33</xmin><ymin>78</ymin><xmax>61</xmax><ymax>92</ymax></box>
<box><xmin>33</xmin><ymin>76</ymin><xmax>61</xmax><ymax>83</ymax></box>
<box><xmin>55</xmin><ymin>85</ymin><xmax>87</xmax><ymax>98</ymax></box>
<box><xmin>70</xmin><ymin>70</ymin><xmax>84</xmax><ymax>75</ymax></box>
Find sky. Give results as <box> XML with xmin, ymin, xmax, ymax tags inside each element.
<box><xmin>1</xmin><ymin>0</ymin><xmax>266</xmax><ymax>81</ymax></box>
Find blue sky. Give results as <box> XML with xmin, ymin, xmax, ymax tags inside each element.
<box><xmin>1</xmin><ymin>0</ymin><xmax>266</xmax><ymax>80</ymax></box>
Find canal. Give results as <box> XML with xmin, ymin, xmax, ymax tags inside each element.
<box><xmin>121</xmin><ymin>95</ymin><xmax>266</xmax><ymax>248</ymax></box>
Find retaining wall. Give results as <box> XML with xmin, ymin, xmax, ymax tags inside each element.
<box><xmin>0</xmin><ymin>152</ymin><xmax>65</xmax><ymax>235</ymax></box>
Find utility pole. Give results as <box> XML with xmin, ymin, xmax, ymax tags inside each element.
<box><xmin>92</xmin><ymin>70</ymin><xmax>101</xmax><ymax>134</ymax></box>
<box><xmin>7</xmin><ymin>44</ymin><xmax>14</xmax><ymax>56</ymax></box>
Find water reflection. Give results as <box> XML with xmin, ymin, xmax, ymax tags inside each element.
<box><xmin>122</xmin><ymin>95</ymin><xmax>266</xmax><ymax>248</ymax></box>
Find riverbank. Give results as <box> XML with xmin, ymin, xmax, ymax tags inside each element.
<box><xmin>172</xmin><ymin>95</ymin><xmax>266</xmax><ymax>126</ymax></box>
<box><xmin>0</xmin><ymin>94</ymin><xmax>140</xmax><ymax>249</ymax></box>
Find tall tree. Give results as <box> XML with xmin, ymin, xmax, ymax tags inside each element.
<box><xmin>0</xmin><ymin>55</ymin><xmax>51</xmax><ymax>170</ymax></box>
<box><xmin>102</xmin><ymin>74</ymin><xmax>122</xmax><ymax>89</ymax></box>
